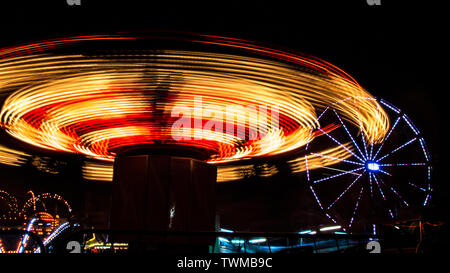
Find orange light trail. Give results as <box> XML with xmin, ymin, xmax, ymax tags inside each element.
<box><xmin>0</xmin><ymin>34</ymin><xmax>389</xmax><ymax>181</ymax></box>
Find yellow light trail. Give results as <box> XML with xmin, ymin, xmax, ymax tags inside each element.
<box><xmin>0</xmin><ymin>35</ymin><xmax>390</xmax><ymax>181</ymax></box>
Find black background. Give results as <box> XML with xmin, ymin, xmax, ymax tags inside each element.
<box><xmin>0</xmin><ymin>0</ymin><xmax>447</xmax><ymax>241</ymax></box>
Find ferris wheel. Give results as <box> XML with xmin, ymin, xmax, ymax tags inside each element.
<box><xmin>303</xmin><ymin>97</ymin><xmax>432</xmax><ymax>231</ymax></box>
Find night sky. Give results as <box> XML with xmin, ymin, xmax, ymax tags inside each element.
<box><xmin>0</xmin><ymin>1</ymin><xmax>446</xmax><ymax>235</ymax></box>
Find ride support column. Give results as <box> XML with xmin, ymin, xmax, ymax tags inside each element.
<box><xmin>109</xmin><ymin>155</ymin><xmax>217</xmax><ymax>251</ymax></box>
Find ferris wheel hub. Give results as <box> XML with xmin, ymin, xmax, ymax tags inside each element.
<box><xmin>366</xmin><ymin>161</ymin><xmax>381</xmax><ymax>172</ymax></box>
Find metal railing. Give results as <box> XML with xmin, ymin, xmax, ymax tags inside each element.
<box><xmin>0</xmin><ymin>228</ymin><xmax>379</xmax><ymax>254</ymax></box>
<box><xmin>52</xmin><ymin>229</ymin><xmax>378</xmax><ymax>254</ymax></box>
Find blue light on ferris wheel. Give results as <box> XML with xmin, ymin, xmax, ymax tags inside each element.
<box><xmin>366</xmin><ymin>162</ymin><xmax>380</xmax><ymax>172</ymax></box>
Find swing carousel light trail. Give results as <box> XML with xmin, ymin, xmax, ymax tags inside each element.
<box><xmin>0</xmin><ymin>34</ymin><xmax>390</xmax><ymax>184</ymax></box>
<box><xmin>0</xmin><ymin>34</ymin><xmax>432</xmax><ymax>229</ymax></box>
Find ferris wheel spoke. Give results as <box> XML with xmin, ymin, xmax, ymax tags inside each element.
<box><xmin>312</xmin><ymin>167</ymin><xmax>364</xmax><ymax>184</ymax></box>
<box><xmin>357</xmin><ymin>115</ymin><xmax>369</xmax><ymax>160</ymax></box>
<box><xmin>327</xmin><ymin>171</ymin><xmax>365</xmax><ymax>210</ymax></box>
<box><xmin>388</xmin><ymin>209</ymin><xmax>395</xmax><ymax>218</ymax></box>
<box><xmin>373</xmin><ymin>116</ymin><xmax>401</xmax><ymax>160</ymax></box>
<box><xmin>423</xmin><ymin>189</ymin><xmax>432</xmax><ymax>206</ymax></box>
<box><xmin>408</xmin><ymin>182</ymin><xmax>427</xmax><ymax>192</ymax></box>
<box><xmin>310</xmin><ymin>152</ymin><xmax>364</xmax><ymax>166</ymax></box>
<box><xmin>369</xmin><ymin>103</ymin><xmax>382</xmax><ymax>159</ymax></box>
<box><xmin>377</xmin><ymin>169</ymin><xmax>392</xmax><ymax>177</ymax></box>
<box><xmin>310</xmin><ymin>185</ymin><xmax>325</xmax><ymax>211</ymax></box>
<box><xmin>369</xmin><ymin>138</ymin><xmax>374</xmax><ymax>161</ymax></box>
<box><xmin>376</xmin><ymin>137</ymin><xmax>417</xmax><ymax>162</ymax></box>
<box><xmin>373</xmin><ymin>175</ymin><xmax>396</xmax><ymax>218</ymax></box>
<box><xmin>372</xmin><ymin>174</ymin><xmax>386</xmax><ymax>201</ymax></box>
<box><xmin>348</xmin><ymin>186</ymin><xmax>364</xmax><ymax>229</ymax></box>
<box><xmin>410</xmin><ymin>182</ymin><xmax>432</xmax><ymax>206</ymax></box>
<box><xmin>333</xmin><ymin>109</ymin><xmax>366</xmax><ymax>161</ymax></box>
<box><xmin>369</xmin><ymin>173</ymin><xmax>374</xmax><ymax>197</ymax></box>
<box><xmin>317</xmin><ymin>128</ymin><xmax>364</xmax><ymax>162</ymax></box>
<box><xmin>376</xmin><ymin>175</ymin><xmax>409</xmax><ymax>206</ymax></box>
<box><xmin>305</xmin><ymin>127</ymin><xmax>315</xmax><ymax>151</ymax></box>
<box><xmin>390</xmin><ymin>186</ymin><xmax>409</xmax><ymax>207</ymax></box>
<box><xmin>380</xmin><ymin>162</ymin><xmax>427</xmax><ymax>167</ymax></box>
<box><xmin>317</xmin><ymin>106</ymin><xmax>330</xmax><ymax>121</ymax></box>
<box><xmin>305</xmin><ymin>155</ymin><xmax>311</xmax><ymax>181</ymax></box>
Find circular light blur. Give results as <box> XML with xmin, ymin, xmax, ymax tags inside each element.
<box><xmin>0</xmin><ymin>34</ymin><xmax>389</xmax><ymax>165</ymax></box>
